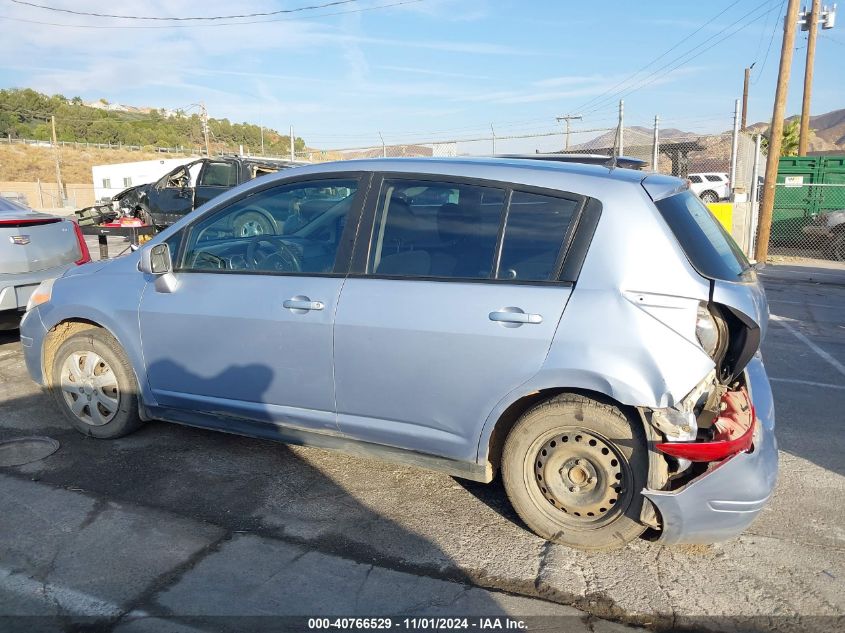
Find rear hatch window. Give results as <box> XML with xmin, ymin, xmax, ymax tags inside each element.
<box><xmin>654</xmin><ymin>190</ymin><xmax>750</xmax><ymax>281</ymax></box>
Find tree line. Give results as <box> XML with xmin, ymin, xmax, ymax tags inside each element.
<box><xmin>0</xmin><ymin>88</ymin><xmax>304</xmax><ymax>155</ymax></box>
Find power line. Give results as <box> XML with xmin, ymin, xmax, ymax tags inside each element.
<box><xmin>573</xmin><ymin>0</ymin><xmax>744</xmax><ymax>114</ymax></box>
<box><xmin>0</xmin><ymin>0</ymin><xmax>422</xmax><ymax>29</ymax></box>
<box><xmin>580</xmin><ymin>0</ymin><xmax>783</xmax><ymax>115</ymax></box>
<box><xmin>821</xmin><ymin>33</ymin><xmax>845</xmax><ymax>46</ymax></box>
<box><xmin>9</xmin><ymin>0</ymin><xmax>359</xmax><ymax>21</ymax></box>
<box><xmin>580</xmin><ymin>0</ymin><xmax>780</xmax><ymax>114</ymax></box>
<box><xmin>752</xmin><ymin>0</ymin><xmax>788</xmax><ymax>84</ymax></box>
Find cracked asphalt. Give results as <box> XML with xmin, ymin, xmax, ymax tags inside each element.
<box><xmin>0</xmin><ymin>262</ymin><xmax>843</xmax><ymax>632</ymax></box>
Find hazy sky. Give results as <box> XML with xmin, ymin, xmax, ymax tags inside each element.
<box><xmin>1</xmin><ymin>0</ymin><xmax>842</xmax><ymax>152</ymax></box>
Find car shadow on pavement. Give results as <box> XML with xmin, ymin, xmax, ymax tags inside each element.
<box><xmin>0</xmin><ymin>355</ymin><xmax>577</xmax><ymax>631</ymax></box>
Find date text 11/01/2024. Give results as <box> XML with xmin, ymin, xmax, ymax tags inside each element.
<box><xmin>307</xmin><ymin>618</ymin><xmax>528</xmax><ymax>630</ymax></box>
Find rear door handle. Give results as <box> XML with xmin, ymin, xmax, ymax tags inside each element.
<box><xmin>284</xmin><ymin>296</ymin><xmax>324</xmax><ymax>312</ymax></box>
<box><xmin>489</xmin><ymin>309</ymin><xmax>543</xmax><ymax>325</ymax></box>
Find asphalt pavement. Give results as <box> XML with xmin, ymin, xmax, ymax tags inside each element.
<box><xmin>0</xmin><ymin>262</ymin><xmax>843</xmax><ymax>632</ymax></box>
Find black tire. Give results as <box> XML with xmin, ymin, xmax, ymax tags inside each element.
<box><xmin>826</xmin><ymin>231</ymin><xmax>845</xmax><ymax>261</ymax></box>
<box><xmin>50</xmin><ymin>328</ymin><xmax>142</xmax><ymax>439</ymax></box>
<box><xmin>232</xmin><ymin>211</ymin><xmax>274</xmax><ymax>237</ymax></box>
<box><xmin>501</xmin><ymin>393</ymin><xmax>648</xmax><ymax>550</ymax></box>
<box><xmin>700</xmin><ymin>190</ymin><xmax>719</xmax><ymax>204</ymax></box>
<box><xmin>136</xmin><ymin>205</ymin><xmax>158</xmax><ymax>230</ymax></box>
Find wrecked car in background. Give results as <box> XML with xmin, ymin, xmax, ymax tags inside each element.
<box><xmin>77</xmin><ymin>156</ymin><xmax>301</xmax><ymax>231</ymax></box>
<box><xmin>803</xmin><ymin>209</ymin><xmax>845</xmax><ymax>260</ymax></box>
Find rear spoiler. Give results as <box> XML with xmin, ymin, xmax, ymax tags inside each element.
<box><xmin>641</xmin><ymin>173</ymin><xmax>689</xmax><ymax>202</ymax></box>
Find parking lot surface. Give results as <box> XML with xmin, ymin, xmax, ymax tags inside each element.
<box><xmin>1</xmin><ymin>263</ymin><xmax>843</xmax><ymax>632</ymax></box>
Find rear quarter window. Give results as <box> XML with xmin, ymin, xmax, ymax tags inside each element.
<box><xmin>497</xmin><ymin>191</ymin><xmax>581</xmax><ymax>281</ymax></box>
<box><xmin>655</xmin><ymin>190</ymin><xmax>750</xmax><ymax>281</ymax></box>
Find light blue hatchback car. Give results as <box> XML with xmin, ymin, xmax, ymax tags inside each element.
<box><xmin>20</xmin><ymin>158</ymin><xmax>777</xmax><ymax>549</ymax></box>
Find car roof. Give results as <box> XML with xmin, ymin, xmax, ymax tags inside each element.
<box><xmin>281</xmin><ymin>156</ymin><xmax>650</xmax><ymax>183</ymax></box>
<box><xmin>494</xmin><ymin>154</ymin><xmax>647</xmax><ymax>170</ymax></box>
<box><xmin>258</xmin><ymin>157</ymin><xmax>688</xmax><ymax>203</ymax></box>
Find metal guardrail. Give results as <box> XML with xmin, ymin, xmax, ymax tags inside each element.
<box><xmin>4</xmin><ymin>137</ymin><xmax>190</xmax><ymax>153</ymax></box>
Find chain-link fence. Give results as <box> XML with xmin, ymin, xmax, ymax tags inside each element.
<box><xmin>768</xmin><ymin>182</ymin><xmax>845</xmax><ymax>262</ymax></box>
<box><xmin>292</xmin><ymin>125</ymin><xmax>745</xmax><ymax>184</ymax></box>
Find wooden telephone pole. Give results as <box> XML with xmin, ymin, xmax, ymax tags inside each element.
<box><xmin>755</xmin><ymin>0</ymin><xmax>802</xmax><ymax>263</ymax></box>
<box><xmin>798</xmin><ymin>0</ymin><xmax>822</xmax><ymax>155</ymax></box>
<box><xmin>741</xmin><ymin>63</ymin><xmax>754</xmax><ymax>130</ymax></box>
<box><xmin>50</xmin><ymin>115</ymin><xmax>65</xmax><ymax>206</ymax></box>
<box><xmin>200</xmin><ymin>102</ymin><xmax>210</xmax><ymax>156</ymax></box>
<box><xmin>556</xmin><ymin>114</ymin><xmax>582</xmax><ymax>150</ymax></box>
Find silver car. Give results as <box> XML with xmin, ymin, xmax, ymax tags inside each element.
<box><xmin>19</xmin><ymin>158</ymin><xmax>776</xmax><ymax>549</ymax></box>
<box><xmin>0</xmin><ymin>198</ymin><xmax>90</xmax><ymax>330</ymax></box>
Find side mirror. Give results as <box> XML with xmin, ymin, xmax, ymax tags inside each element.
<box><xmin>139</xmin><ymin>243</ymin><xmax>172</xmax><ymax>275</ymax></box>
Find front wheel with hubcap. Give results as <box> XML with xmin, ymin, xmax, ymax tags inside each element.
<box><xmin>502</xmin><ymin>394</ymin><xmax>648</xmax><ymax>550</ymax></box>
<box><xmin>51</xmin><ymin>328</ymin><xmax>142</xmax><ymax>439</ymax></box>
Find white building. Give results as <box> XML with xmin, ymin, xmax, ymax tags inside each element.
<box><xmin>92</xmin><ymin>157</ymin><xmax>197</xmax><ymax>201</ymax></box>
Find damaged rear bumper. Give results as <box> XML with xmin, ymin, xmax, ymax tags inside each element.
<box><xmin>643</xmin><ymin>354</ymin><xmax>778</xmax><ymax>544</ymax></box>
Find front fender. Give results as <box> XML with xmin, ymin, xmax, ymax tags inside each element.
<box><xmin>37</xmin><ymin>261</ymin><xmax>153</xmax><ymax>406</ymax></box>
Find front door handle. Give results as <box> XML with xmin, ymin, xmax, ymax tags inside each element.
<box><xmin>489</xmin><ymin>308</ymin><xmax>543</xmax><ymax>326</ymax></box>
<box><xmin>284</xmin><ymin>296</ymin><xmax>325</xmax><ymax>312</ymax></box>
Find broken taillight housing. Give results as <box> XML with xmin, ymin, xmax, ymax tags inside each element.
<box><xmin>656</xmin><ymin>387</ymin><xmax>755</xmax><ymax>462</ymax></box>
<box><xmin>72</xmin><ymin>222</ymin><xmax>91</xmax><ymax>265</ymax></box>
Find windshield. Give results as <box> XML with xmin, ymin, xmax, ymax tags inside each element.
<box><xmin>655</xmin><ymin>190</ymin><xmax>750</xmax><ymax>281</ymax></box>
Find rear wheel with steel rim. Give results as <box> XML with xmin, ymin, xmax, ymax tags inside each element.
<box><xmin>502</xmin><ymin>394</ymin><xmax>648</xmax><ymax>549</ymax></box>
<box><xmin>51</xmin><ymin>328</ymin><xmax>142</xmax><ymax>439</ymax></box>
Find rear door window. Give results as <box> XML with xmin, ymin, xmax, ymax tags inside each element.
<box><xmin>497</xmin><ymin>191</ymin><xmax>580</xmax><ymax>281</ymax></box>
<box><xmin>368</xmin><ymin>179</ymin><xmax>505</xmax><ymax>279</ymax></box>
<box><xmin>655</xmin><ymin>190</ymin><xmax>750</xmax><ymax>280</ymax></box>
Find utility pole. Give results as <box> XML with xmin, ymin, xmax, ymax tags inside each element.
<box><xmin>749</xmin><ymin>133</ymin><xmax>763</xmax><ymax>256</ymax></box>
<box><xmin>755</xmin><ymin>0</ymin><xmax>802</xmax><ymax>263</ymax></box>
<box><xmin>200</xmin><ymin>102</ymin><xmax>210</xmax><ymax>156</ymax></box>
<box><xmin>555</xmin><ymin>114</ymin><xmax>582</xmax><ymax>151</ymax></box>
<box><xmin>741</xmin><ymin>63</ymin><xmax>755</xmax><ymax>130</ymax></box>
<box><xmin>491</xmin><ymin>123</ymin><xmax>496</xmax><ymax>155</ymax></box>
<box><xmin>799</xmin><ymin>0</ymin><xmax>822</xmax><ymax>155</ymax></box>
<box><xmin>652</xmin><ymin>115</ymin><xmax>660</xmax><ymax>172</ymax></box>
<box><xmin>50</xmin><ymin>115</ymin><xmax>65</xmax><ymax>206</ymax></box>
<box><xmin>378</xmin><ymin>132</ymin><xmax>386</xmax><ymax>158</ymax></box>
<box><xmin>260</xmin><ymin>126</ymin><xmax>264</xmax><ymax>155</ymax></box>
<box><xmin>617</xmin><ymin>100</ymin><xmax>624</xmax><ymax>157</ymax></box>
<box><xmin>289</xmin><ymin>125</ymin><xmax>295</xmax><ymax>162</ymax></box>
<box><xmin>730</xmin><ymin>99</ymin><xmax>741</xmax><ymax>189</ymax></box>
